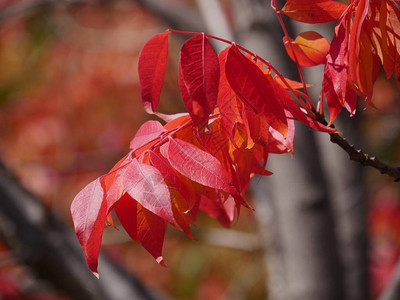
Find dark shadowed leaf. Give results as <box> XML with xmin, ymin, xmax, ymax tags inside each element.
<box><xmin>114</xmin><ymin>193</ymin><xmax>166</xmax><ymax>266</ymax></box>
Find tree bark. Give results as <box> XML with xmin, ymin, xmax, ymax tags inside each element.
<box><xmin>299</xmin><ymin>21</ymin><xmax>369</xmax><ymax>300</ymax></box>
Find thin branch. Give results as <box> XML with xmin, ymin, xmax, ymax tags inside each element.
<box><xmin>309</xmin><ymin>110</ymin><xmax>400</xmax><ymax>181</ymax></box>
<box><xmin>329</xmin><ymin>132</ymin><xmax>400</xmax><ymax>181</ymax></box>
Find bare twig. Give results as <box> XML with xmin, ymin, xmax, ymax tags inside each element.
<box><xmin>312</xmin><ymin>112</ymin><xmax>400</xmax><ymax>181</ymax></box>
<box><xmin>329</xmin><ymin>133</ymin><xmax>400</xmax><ymax>181</ymax></box>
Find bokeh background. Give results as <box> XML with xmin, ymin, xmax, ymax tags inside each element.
<box><xmin>0</xmin><ymin>1</ymin><xmax>400</xmax><ymax>299</ymax></box>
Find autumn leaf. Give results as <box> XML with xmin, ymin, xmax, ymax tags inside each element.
<box><xmin>273</xmin><ymin>75</ymin><xmax>311</xmax><ymax>90</ymax></box>
<box><xmin>217</xmin><ymin>47</ymin><xmax>242</xmax><ymax>132</ymax></box>
<box><xmin>321</xmin><ymin>0</ymin><xmax>400</xmax><ymax>122</ymax></box>
<box><xmin>281</xmin><ymin>0</ymin><xmax>348</xmax><ymax>24</ymax></box>
<box><xmin>179</xmin><ymin>34</ymin><xmax>220</xmax><ymax>128</ymax></box>
<box><xmin>72</xmin><ymin>10</ymin><xmax>400</xmax><ymax>276</ymax></box>
<box><xmin>129</xmin><ymin>120</ymin><xmax>165</xmax><ymax>150</ymax></box>
<box><xmin>114</xmin><ymin>193</ymin><xmax>166</xmax><ymax>266</ymax></box>
<box><xmin>161</xmin><ymin>138</ymin><xmax>236</xmax><ymax>194</ymax></box>
<box><xmin>322</xmin><ymin>22</ymin><xmax>355</xmax><ymax>124</ymax></box>
<box><xmin>149</xmin><ymin>150</ymin><xmax>196</xmax><ymax>211</ymax></box>
<box><xmin>283</xmin><ymin>31</ymin><xmax>330</xmax><ymax>67</ymax></box>
<box><xmin>269</xmin><ymin>74</ymin><xmax>337</xmax><ymax>133</ymax></box>
<box><xmin>199</xmin><ymin>194</ymin><xmax>236</xmax><ymax>228</ymax></box>
<box><xmin>122</xmin><ymin>158</ymin><xmax>175</xmax><ymax>224</ymax></box>
<box><xmin>138</xmin><ymin>31</ymin><xmax>170</xmax><ymax>114</ymax></box>
<box><xmin>70</xmin><ymin>178</ymin><xmax>108</xmax><ymax>277</ymax></box>
<box><xmin>225</xmin><ymin>45</ymin><xmax>288</xmax><ymax>137</ymax></box>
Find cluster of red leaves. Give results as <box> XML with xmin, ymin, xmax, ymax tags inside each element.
<box><xmin>279</xmin><ymin>0</ymin><xmax>400</xmax><ymax>123</ymax></box>
<box><xmin>317</xmin><ymin>0</ymin><xmax>400</xmax><ymax>123</ymax></box>
<box><xmin>71</xmin><ymin>30</ymin><xmax>335</xmax><ymax>276</ymax></box>
<box><xmin>71</xmin><ymin>0</ymin><xmax>400</xmax><ymax>276</ymax></box>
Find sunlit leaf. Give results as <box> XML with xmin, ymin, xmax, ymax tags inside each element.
<box><xmin>225</xmin><ymin>45</ymin><xmax>288</xmax><ymax>137</ymax></box>
<box><xmin>70</xmin><ymin>178</ymin><xmax>107</xmax><ymax>277</ymax></box>
<box><xmin>281</xmin><ymin>0</ymin><xmax>347</xmax><ymax>24</ymax></box>
<box><xmin>179</xmin><ymin>34</ymin><xmax>220</xmax><ymax>127</ymax></box>
<box><xmin>122</xmin><ymin>159</ymin><xmax>175</xmax><ymax>224</ymax></box>
<box><xmin>283</xmin><ymin>31</ymin><xmax>330</xmax><ymax>67</ymax></box>
<box><xmin>138</xmin><ymin>31</ymin><xmax>170</xmax><ymax>113</ymax></box>
<box><xmin>130</xmin><ymin>120</ymin><xmax>165</xmax><ymax>150</ymax></box>
<box><xmin>162</xmin><ymin>138</ymin><xmax>236</xmax><ymax>194</ymax></box>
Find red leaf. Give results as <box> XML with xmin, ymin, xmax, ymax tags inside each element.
<box><xmin>225</xmin><ymin>45</ymin><xmax>288</xmax><ymax>137</ymax></box>
<box><xmin>271</xmin><ymin>76</ymin><xmax>337</xmax><ymax>133</ymax></box>
<box><xmin>217</xmin><ymin>46</ymin><xmax>245</xmax><ymax>140</ymax></box>
<box><xmin>283</xmin><ymin>31</ymin><xmax>329</xmax><ymax>67</ymax></box>
<box><xmin>322</xmin><ymin>23</ymin><xmax>357</xmax><ymax>124</ymax></box>
<box><xmin>122</xmin><ymin>159</ymin><xmax>175</xmax><ymax>224</ymax></box>
<box><xmin>322</xmin><ymin>68</ymin><xmax>343</xmax><ymax>124</ymax></box>
<box><xmin>138</xmin><ymin>31</ymin><xmax>169</xmax><ymax>113</ymax></box>
<box><xmin>161</xmin><ymin>138</ymin><xmax>235</xmax><ymax>194</ymax></box>
<box><xmin>179</xmin><ymin>34</ymin><xmax>220</xmax><ymax>127</ymax></box>
<box><xmin>70</xmin><ymin>178</ymin><xmax>107</xmax><ymax>277</ymax></box>
<box><xmin>149</xmin><ymin>150</ymin><xmax>196</xmax><ymax>211</ymax></box>
<box><xmin>129</xmin><ymin>120</ymin><xmax>165</xmax><ymax>150</ymax></box>
<box><xmin>199</xmin><ymin>194</ymin><xmax>235</xmax><ymax>228</ymax></box>
<box><xmin>281</xmin><ymin>0</ymin><xmax>347</xmax><ymax>24</ymax></box>
<box><xmin>163</xmin><ymin>113</ymin><xmax>191</xmax><ymax>130</ymax></box>
<box><xmin>268</xmin><ymin>113</ymin><xmax>295</xmax><ymax>154</ymax></box>
<box><xmin>170</xmin><ymin>191</ymin><xmax>194</xmax><ymax>238</ymax></box>
<box><xmin>114</xmin><ymin>193</ymin><xmax>166</xmax><ymax>266</ymax></box>
<box><xmin>230</xmin><ymin>146</ymin><xmax>272</xmax><ymax>193</ymax></box>
<box><xmin>273</xmin><ymin>75</ymin><xmax>311</xmax><ymax>90</ymax></box>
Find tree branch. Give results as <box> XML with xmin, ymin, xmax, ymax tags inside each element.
<box><xmin>329</xmin><ymin>132</ymin><xmax>400</xmax><ymax>181</ymax></box>
<box><xmin>0</xmin><ymin>162</ymin><xmax>164</xmax><ymax>300</ymax></box>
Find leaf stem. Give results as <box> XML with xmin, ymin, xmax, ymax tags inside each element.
<box><xmin>168</xmin><ymin>28</ymin><xmax>315</xmax><ymax>117</ymax></box>
<box><xmin>271</xmin><ymin>0</ymin><xmax>314</xmax><ymax>110</ymax></box>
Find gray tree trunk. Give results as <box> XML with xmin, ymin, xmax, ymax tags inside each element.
<box><xmin>230</xmin><ymin>1</ymin><xmax>368</xmax><ymax>299</ymax></box>
<box><xmin>301</xmin><ymin>22</ymin><xmax>370</xmax><ymax>300</ymax></box>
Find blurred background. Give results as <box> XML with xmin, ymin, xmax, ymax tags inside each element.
<box><xmin>0</xmin><ymin>1</ymin><xmax>400</xmax><ymax>300</ymax></box>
